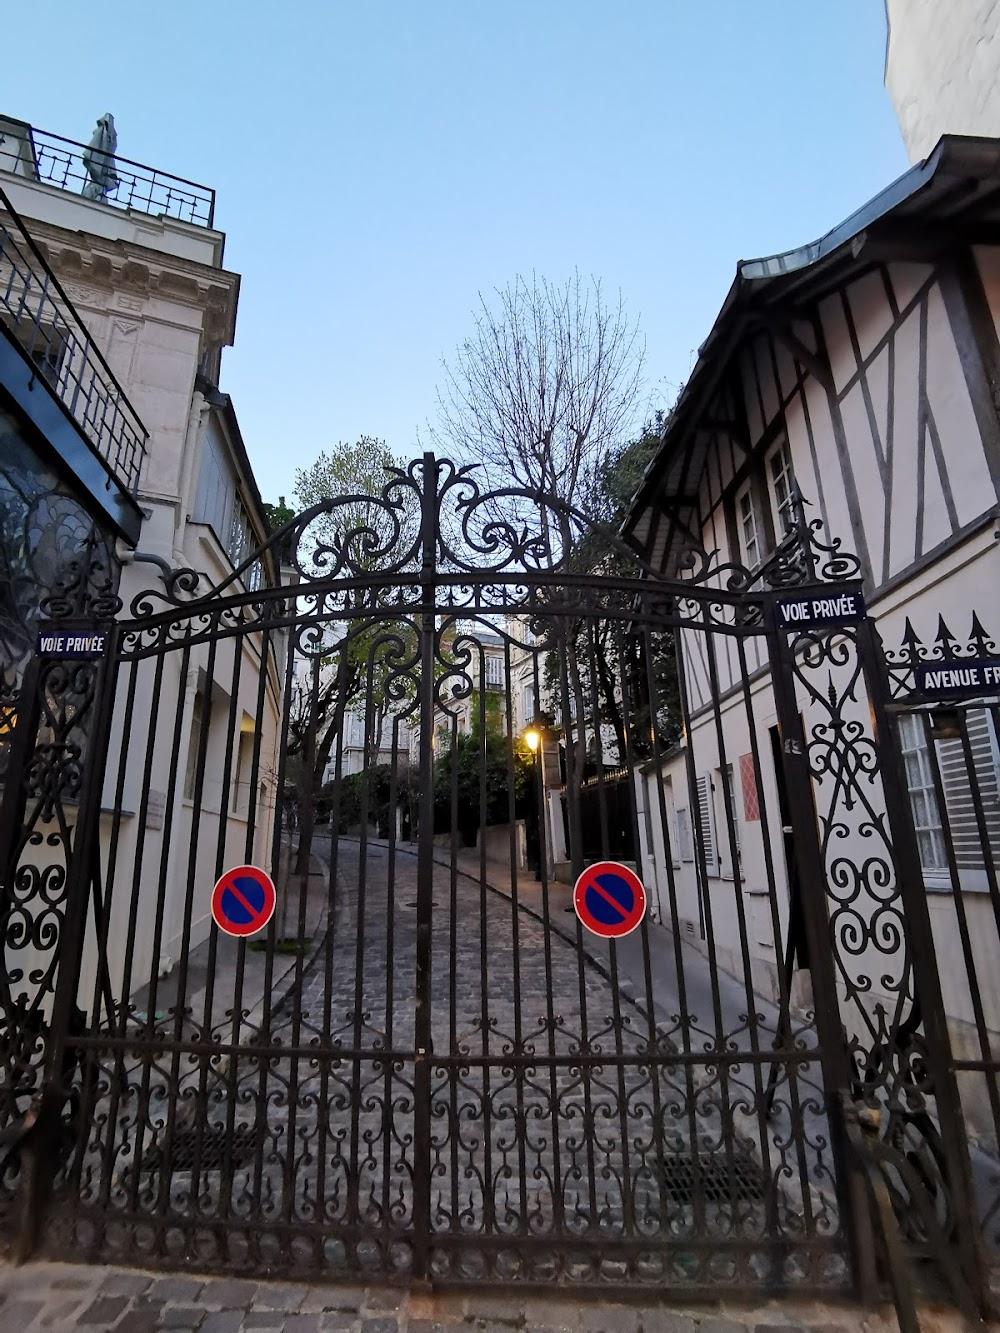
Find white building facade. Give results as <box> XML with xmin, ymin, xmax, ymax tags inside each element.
<box><xmin>0</xmin><ymin>115</ymin><xmax>284</xmax><ymax>1005</ymax></box>
<box><xmin>885</xmin><ymin>0</ymin><xmax>1000</xmax><ymax>161</ymax></box>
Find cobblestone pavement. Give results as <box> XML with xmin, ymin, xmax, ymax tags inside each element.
<box><xmin>0</xmin><ymin>1259</ymin><xmax>990</xmax><ymax>1333</ymax></box>
<box><xmin>65</xmin><ymin>839</ymin><xmax>837</xmax><ymax>1287</ymax></box>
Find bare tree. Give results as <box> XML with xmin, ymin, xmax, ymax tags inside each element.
<box><xmin>435</xmin><ymin>272</ymin><xmax>645</xmax><ymax>775</ymax></box>
<box><xmin>435</xmin><ymin>271</ymin><xmax>644</xmax><ymax>505</ymax></box>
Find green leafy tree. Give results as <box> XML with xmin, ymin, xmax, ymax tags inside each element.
<box><xmin>285</xmin><ymin>438</ymin><xmax>418</xmax><ymax>874</ymax></box>
<box><xmin>433</xmin><ymin>695</ymin><xmax>533</xmax><ymax>847</ymax></box>
<box><xmin>262</xmin><ymin>495</ymin><xmax>296</xmax><ymax>535</ymax></box>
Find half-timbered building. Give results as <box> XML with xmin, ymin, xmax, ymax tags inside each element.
<box><xmin>624</xmin><ymin>134</ymin><xmax>1000</xmax><ymax>1149</ymax></box>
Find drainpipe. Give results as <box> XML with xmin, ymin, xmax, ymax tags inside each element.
<box><xmin>173</xmin><ymin>387</ymin><xmax>209</xmax><ymax>565</ymax></box>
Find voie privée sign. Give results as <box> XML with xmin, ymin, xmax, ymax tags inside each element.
<box><xmin>35</xmin><ymin>629</ymin><xmax>108</xmax><ymax>659</ymax></box>
<box><xmin>775</xmin><ymin>587</ymin><xmax>866</xmax><ymax>630</ymax></box>
<box><xmin>915</xmin><ymin>659</ymin><xmax>1000</xmax><ymax>699</ymax></box>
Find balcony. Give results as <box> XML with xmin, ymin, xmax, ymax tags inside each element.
<box><xmin>0</xmin><ymin>117</ymin><xmax>215</xmax><ymax>229</ymax></box>
<box><xmin>0</xmin><ymin>187</ymin><xmax>147</xmax><ymax>536</ymax></box>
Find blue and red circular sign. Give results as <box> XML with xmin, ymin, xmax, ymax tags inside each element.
<box><xmin>211</xmin><ymin>865</ymin><xmax>277</xmax><ymax>938</ymax></box>
<box><xmin>573</xmin><ymin>861</ymin><xmax>647</xmax><ymax>939</ymax></box>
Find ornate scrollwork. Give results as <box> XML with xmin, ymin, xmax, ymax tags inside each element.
<box><xmin>0</xmin><ymin>426</ymin><xmax>121</xmax><ymax>1227</ymax></box>
<box><xmin>119</xmin><ymin>458</ymin><xmax>859</xmax><ymax>635</ymax></box>
<box><xmin>883</xmin><ymin>613</ymin><xmax>998</xmax><ymax>701</ymax></box>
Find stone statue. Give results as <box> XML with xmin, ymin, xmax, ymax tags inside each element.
<box><xmin>81</xmin><ymin>113</ymin><xmax>118</xmax><ymax>201</ymax></box>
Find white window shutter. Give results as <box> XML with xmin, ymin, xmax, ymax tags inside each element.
<box><xmin>676</xmin><ymin>807</ymin><xmax>693</xmax><ymax>862</ymax></box>
<box><xmin>938</xmin><ymin>710</ymin><xmax>1000</xmax><ymax>870</ymax></box>
<box><xmin>696</xmin><ymin>773</ymin><xmax>717</xmax><ymax>872</ymax></box>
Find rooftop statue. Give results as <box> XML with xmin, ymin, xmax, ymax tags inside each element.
<box><xmin>81</xmin><ymin>112</ymin><xmax>118</xmax><ymax>201</ymax></box>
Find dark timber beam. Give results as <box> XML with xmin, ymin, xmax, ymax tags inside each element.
<box><xmin>699</xmin><ymin>418</ymin><xmax>752</xmax><ymax>453</ymax></box>
<box><xmin>938</xmin><ymin>247</ymin><xmax>1000</xmax><ymax>500</ymax></box>
<box><xmin>757</xmin><ymin>314</ymin><xmax>833</xmax><ymax>390</ymax></box>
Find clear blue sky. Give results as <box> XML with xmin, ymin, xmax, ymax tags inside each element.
<box><xmin>6</xmin><ymin>1</ymin><xmax>907</xmax><ymax>506</ymax></box>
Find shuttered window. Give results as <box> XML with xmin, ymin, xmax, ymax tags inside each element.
<box><xmin>677</xmin><ymin>807</ymin><xmax>693</xmax><ymax>862</ymax></box>
<box><xmin>725</xmin><ymin>767</ymin><xmax>741</xmax><ymax>858</ymax></box>
<box><xmin>937</xmin><ymin>710</ymin><xmax>1000</xmax><ymax>871</ymax></box>
<box><xmin>194</xmin><ymin>423</ymin><xmax>263</xmax><ymax>589</ymax></box>
<box><xmin>696</xmin><ymin>773</ymin><xmax>717</xmax><ymax>872</ymax></box>
<box><xmin>899</xmin><ymin>709</ymin><xmax>1000</xmax><ymax>881</ymax></box>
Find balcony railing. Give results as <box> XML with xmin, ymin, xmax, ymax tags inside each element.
<box><xmin>0</xmin><ymin>188</ymin><xmax>148</xmax><ymax>494</ymax></box>
<box><xmin>0</xmin><ymin>119</ymin><xmax>215</xmax><ymax>229</ymax></box>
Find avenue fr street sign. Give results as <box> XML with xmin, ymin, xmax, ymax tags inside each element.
<box><xmin>573</xmin><ymin>861</ymin><xmax>647</xmax><ymax>939</ymax></box>
<box><xmin>915</xmin><ymin>658</ymin><xmax>1000</xmax><ymax>698</ymax></box>
<box><xmin>211</xmin><ymin>865</ymin><xmax>277</xmax><ymax>938</ymax></box>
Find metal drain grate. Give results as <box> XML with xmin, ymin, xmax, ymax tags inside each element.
<box><xmin>661</xmin><ymin>1152</ymin><xmax>765</xmax><ymax>1205</ymax></box>
<box><xmin>141</xmin><ymin>1122</ymin><xmax>259</xmax><ymax>1173</ymax></box>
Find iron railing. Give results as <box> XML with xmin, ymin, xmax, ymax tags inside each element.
<box><xmin>0</xmin><ymin>120</ymin><xmax>215</xmax><ymax>229</ymax></box>
<box><xmin>0</xmin><ymin>188</ymin><xmax>148</xmax><ymax>494</ymax></box>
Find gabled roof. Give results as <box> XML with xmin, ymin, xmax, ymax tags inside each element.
<box><xmin>623</xmin><ymin>135</ymin><xmax>1000</xmax><ymax>566</ymax></box>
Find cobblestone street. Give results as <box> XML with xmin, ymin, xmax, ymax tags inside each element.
<box><xmin>63</xmin><ymin>838</ymin><xmax>839</xmax><ymax>1291</ymax></box>
<box><xmin>0</xmin><ymin>1258</ymin><xmax>988</xmax><ymax>1332</ymax></box>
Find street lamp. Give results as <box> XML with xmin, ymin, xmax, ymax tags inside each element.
<box><xmin>522</xmin><ymin>724</ymin><xmax>543</xmax><ymax>879</ymax></box>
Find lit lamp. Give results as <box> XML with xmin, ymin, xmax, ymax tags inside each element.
<box><xmin>523</xmin><ymin>724</ymin><xmax>542</xmax><ymax>880</ymax></box>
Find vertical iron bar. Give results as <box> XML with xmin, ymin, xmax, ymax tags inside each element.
<box><xmin>529</xmin><ymin>638</ymin><xmax>564</xmax><ymax>1236</ymax></box>
<box><xmin>475</xmin><ymin>638</ymin><xmax>496</xmax><ymax>1239</ymax></box>
<box><xmin>501</xmin><ymin>637</ymin><xmax>528</xmax><ymax>1235</ymax></box>
<box><xmin>639</xmin><ymin>617</ymin><xmax>702</xmax><ymax>1240</ymax></box>
<box><xmin>247</xmin><ymin>607</ymin><xmax>299</xmax><ymax>1262</ymax></box>
<box><xmin>732</xmin><ymin>631</ymin><xmax>818</xmax><ymax>1240</ymax></box>
<box><xmin>702</xmin><ymin>623</ymin><xmax>779</xmax><ymax>1261</ymax></box>
<box><xmin>412</xmin><ymin>451</ymin><xmax>438</xmax><ymax>1280</ymax></box>
<box><xmin>589</xmin><ymin>618</ymin><xmax>635</xmax><ymax>1239</ymax></box>
<box><xmin>554</xmin><ymin>616</ymin><xmax>600</xmax><ymax>1229</ymax></box>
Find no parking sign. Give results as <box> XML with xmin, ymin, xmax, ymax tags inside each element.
<box><xmin>573</xmin><ymin>861</ymin><xmax>647</xmax><ymax>939</ymax></box>
<box><xmin>211</xmin><ymin>865</ymin><xmax>277</xmax><ymax>938</ymax></box>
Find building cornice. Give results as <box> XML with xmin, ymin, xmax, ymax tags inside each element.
<box><xmin>21</xmin><ymin>222</ymin><xmax>240</xmax><ymax>346</ymax></box>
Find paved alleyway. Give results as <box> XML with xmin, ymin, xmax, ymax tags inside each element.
<box><xmin>2</xmin><ymin>841</ymin><xmax>992</xmax><ymax>1329</ymax></box>
<box><xmin>0</xmin><ymin>1258</ymin><xmax>988</xmax><ymax>1332</ymax></box>
<box><xmin>53</xmin><ymin>838</ymin><xmax>840</xmax><ymax>1293</ymax></box>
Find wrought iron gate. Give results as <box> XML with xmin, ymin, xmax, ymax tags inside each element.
<box><xmin>0</xmin><ymin>455</ymin><xmax>996</xmax><ymax>1311</ymax></box>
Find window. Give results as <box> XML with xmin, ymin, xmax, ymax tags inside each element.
<box><xmin>899</xmin><ymin>709</ymin><xmax>1000</xmax><ymax>882</ymax></box>
<box><xmin>194</xmin><ymin>424</ymin><xmax>264</xmax><ymax>588</ymax></box>
<box><xmin>523</xmin><ymin>684</ymin><xmax>536</xmax><ymax>723</ymax></box>
<box><xmin>768</xmin><ymin>439</ymin><xmax>795</xmax><ymax>538</ymax></box>
<box><xmin>676</xmin><ymin>807</ymin><xmax>693</xmax><ymax>862</ymax></box>
<box><xmin>898</xmin><ymin>713</ymin><xmax>948</xmax><ymax>873</ymax></box>
<box><xmin>485</xmin><ymin>654</ymin><xmax>504</xmax><ymax>689</ymax></box>
<box><xmin>184</xmin><ymin>691</ymin><xmax>206</xmax><ymax>800</ymax></box>
<box><xmin>695</xmin><ymin>773</ymin><xmax>717</xmax><ymax>872</ymax></box>
<box><xmin>723</xmin><ymin>764</ymin><xmax>741</xmax><ymax>860</ymax></box>
<box><xmin>1</xmin><ymin>313</ymin><xmax>69</xmax><ymax>390</ymax></box>
<box><xmin>736</xmin><ymin>483</ymin><xmax>760</xmax><ymax>568</ymax></box>
<box><xmin>233</xmin><ymin>724</ymin><xmax>256</xmax><ymax>815</ymax></box>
